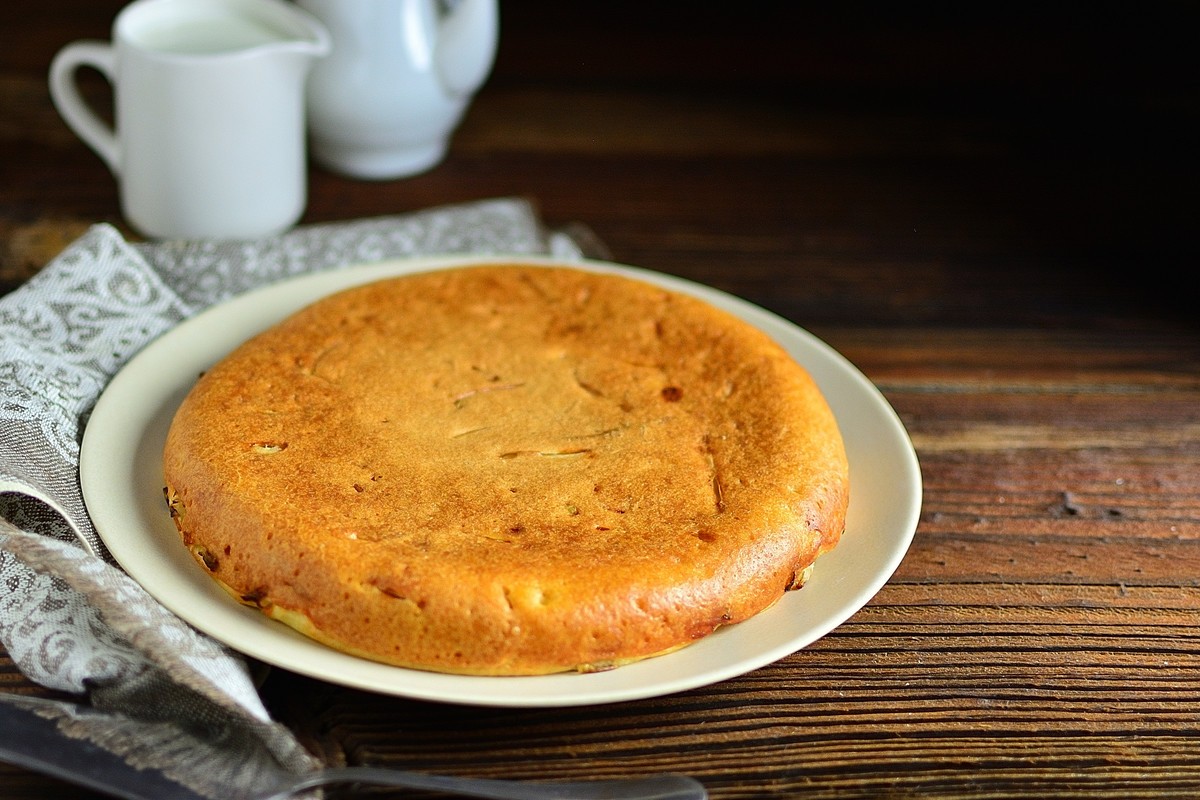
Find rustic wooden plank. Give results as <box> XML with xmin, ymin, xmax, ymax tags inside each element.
<box><xmin>259</xmin><ymin>656</ymin><xmax>1200</xmax><ymax>799</ymax></box>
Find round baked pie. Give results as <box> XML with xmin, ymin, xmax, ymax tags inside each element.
<box><xmin>162</xmin><ymin>263</ymin><xmax>849</xmax><ymax>675</ymax></box>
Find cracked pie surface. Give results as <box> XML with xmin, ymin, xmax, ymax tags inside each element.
<box><xmin>162</xmin><ymin>264</ymin><xmax>850</xmax><ymax>675</ymax></box>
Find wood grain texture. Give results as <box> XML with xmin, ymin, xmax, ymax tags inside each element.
<box><xmin>2</xmin><ymin>0</ymin><xmax>1197</xmax><ymax>797</ymax></box>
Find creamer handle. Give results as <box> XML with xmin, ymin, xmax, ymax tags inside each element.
<box><xmin>49</xmin><ymin>41</ymin><xmax>120</xmax><ymax>175</ymax></box>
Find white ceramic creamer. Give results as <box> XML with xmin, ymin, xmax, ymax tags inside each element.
<box><xmin>297</xmin><ymin>0</ymin><xmax>499</xmax><ymax>180</ymax></box>
<box><xmin>49</xmin><ymin>0</ymin><xmax>331</xmax><ymax>240</ymax></box>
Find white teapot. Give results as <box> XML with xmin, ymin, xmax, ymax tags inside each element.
<box><xmin>297</xmin><ymin>0</ymin><xmax>498</xmax><ymax>180</ymax></box>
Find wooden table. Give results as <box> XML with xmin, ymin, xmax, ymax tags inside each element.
<box><xmin>3</xmin><ymin>3</ymin><xmax>1197</xmax><ymax>797</ymax></box>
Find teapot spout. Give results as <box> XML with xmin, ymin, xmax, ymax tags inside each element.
<box><xmin>434</xmin><ymin>0</ymin><xmax>498</xmax><ymax>98</ymax></box>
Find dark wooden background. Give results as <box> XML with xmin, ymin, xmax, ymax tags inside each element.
<box><xmin>2</xmin><ymin>2</ymin><xmax>1198</xmax><ymax>797</ymax></box>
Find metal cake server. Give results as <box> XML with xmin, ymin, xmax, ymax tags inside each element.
<box><xmin>252</xmin><ymin>767</ymin><xmax>707</xmax><ymax>800</ymax></box>
<box><xmin>0</xmin><ymin>693</ymin><xmax>706</xmax><ymax>800</ymax></box>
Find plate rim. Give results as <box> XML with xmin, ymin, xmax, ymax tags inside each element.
<box><xmin>80</xmin><ymin>254</ymin><xmax>921</xmax><ymax>707</ymax></box>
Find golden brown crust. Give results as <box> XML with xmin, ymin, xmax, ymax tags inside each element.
<box><xmin>163</xmin><ymin>264</ymin><xmax>849</xmax><ymax>675</ymax></box>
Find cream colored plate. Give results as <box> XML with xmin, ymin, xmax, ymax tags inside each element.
<box><xmin>80</xmin><ymin>255</ymin><xmax>920</xmax><ymax>707</ymax></box>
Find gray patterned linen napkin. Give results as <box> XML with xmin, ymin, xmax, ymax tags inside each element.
<box><xmin>0</xmin><ymin>197</ymin><xmax>592</xmax><ymax>799</ymax></box>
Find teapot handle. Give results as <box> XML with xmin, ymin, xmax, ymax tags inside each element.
<box><xmin>49</xmin><ymin>41</ymin><xmax>120</xmax><ymax>175</ymax></box>
<box><xmin>435</xmin><ymin>0</ymin><xmax>498</xmax><ymax>97</ymax></box>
